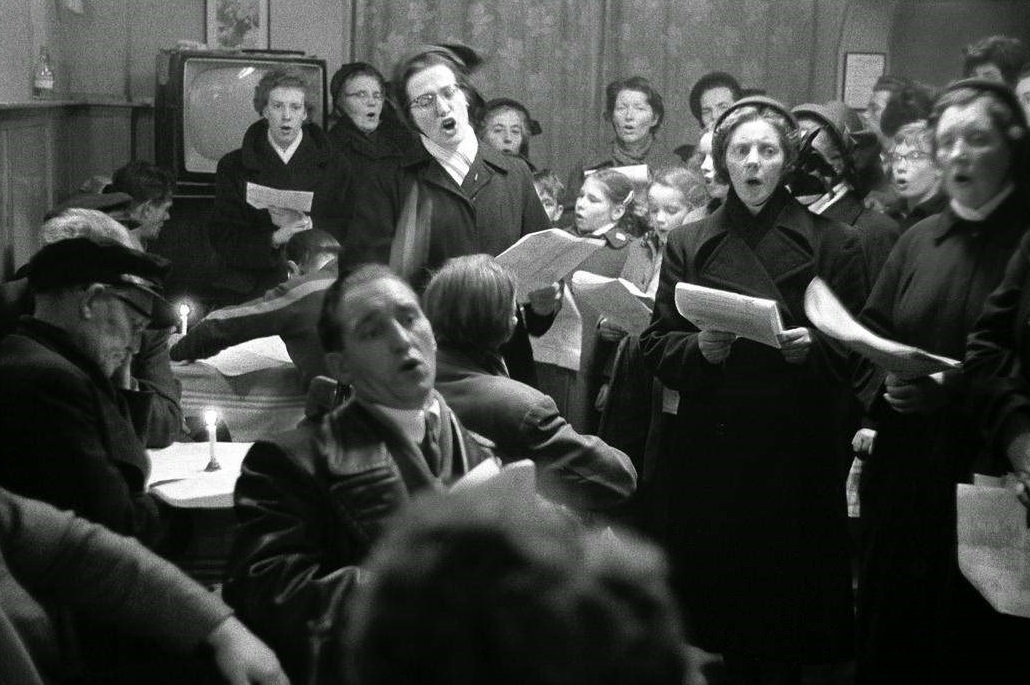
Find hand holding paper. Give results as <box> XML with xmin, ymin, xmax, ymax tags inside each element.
<box><xmin>570</xmin><ymin>271</ymin><xmax>653</xmax><ymax>336</ymax></box>
<box><xmin>497</xmin><ymin>229</ymin><xmax>604</xmax><ymax>301</ymax></box>
<box><xmin>674</xmin><ymin>282</ymin><xmax>785</xmax><ymax>348</ymax></box>
<box><xmin>246</xmin><ymin>182</ymin><xmax>314</xmax><ymax>213</ymax></box>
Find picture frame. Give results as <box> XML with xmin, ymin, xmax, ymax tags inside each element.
<box><xmin>206</xmin><ymin>0</ymin><xmax>269</xmax><ymax>51</ymax></box>
<box><xmin>841</xmin><ymin>52</ymin><xmax>886</xmax><ymax>111</ymax></box>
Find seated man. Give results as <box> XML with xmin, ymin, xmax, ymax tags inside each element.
<box><xmin>423</xmin><ymin>255</ymin><xmax>637</xmax><ymax>513</ymax></box>
<box><xmin>107</xmin><ymin>160</ymin><xmax>176</xmax><ymax>248</ymax></box>
<box><xmin>0</xmin><ymin>486</ymin><xmax>286</xmax><ymax>685</ymax></box>
<box><xmin>0</xmin><ymin>208</ymin><xmax>186</xmax><ymax>447</ymax></box>
<box><xmin>171</xmin><ymin>229</ymin><xmax>340</xmax><ymax>389</ymax></box>
<box><xmin>223</xmin><ymin>264</ymin><xmax>494</xmax><ymax>684</ymax></box>
<box><xmin>344</xmin><ymin>486</ymin><xmax>688</xmax><ymax>685</ymax></box>
<box><xmin>0</xmin><ymin>238</ymin><xmax>178</xmax><ymax>548</ymax></box>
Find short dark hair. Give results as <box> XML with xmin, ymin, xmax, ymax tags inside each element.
<box><xmin>689</xmin><ymin>71</ymin><xmax>743</xmax><ymax>126</ymax></box>
<box><xmin>317</xmin><ymin>264</ymin><xmax>409</xmax><ymax>353</ymax></box>
<box><xmin>109</xmin><ymin>161</ymin><xmax>174</xmax><ymax>208</ymax></box>
<box><xmin>963</xmin><ymin>35</ymin><xmax>1028</xmax><ymax>86</ymax></box>
<box><xmin>394</xmin><ymin>48</ymin><xmax>475</xmax><ymax>130</ymax></box>
<box><xmin>345</xmin><ymin>488</ymin><xmax>688</xmax><ymax>685</ymax></box>
<box><xmin>253</xmin><ymin>68</ymin><xmax>315</xmax><ymax>117</ymax></box>
<box><xmin>284</xmin><ymin>229</ymin><xmax>340</xmax><ymax>267</ymax></box>
<box><xmin>879</xmin><ymin>81</ymin><xmax>937</xmax><ymax>138</ymax></box>
<box><xmin>422</xmin><ymin>255</ymin><xmax>516</xmax><ymax>353</ymax></box>
<box><xmin>605</xmin><ymin>76</ymin><xmax>665</xmax><ymax>133</ymax></box>
<box><xmin>712</xmin><ymin>103</ymin><xmax>799</xmax><ymax>185</ymax></box>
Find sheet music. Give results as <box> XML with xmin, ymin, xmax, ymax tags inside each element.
<box><xmin>496</xmin><ymin>229</ymin><xmax>604</xmax><ymax>300</ymax></box>
<box><xmin>584</xmin><ymin>163</ymin><xmax>649</xmax><ymax>185</ymax></box>
<box><xmin>674</xmin><ymin>282</ymin><xmax>785</xmax><ymax>349</ymax></box>
<box><xmin>956</xmin><ymin>483</ymin><xmax>1030</xmax><ymax>618</ymax></box>
<box><xmin>803</xmin><ymin>277</ymin><xmax>960</xmax><ymax>378</ymax></box>
<box><xmin>246</xmin><ymin>182</ymin><xmax>314</xmax><ymax>213</ymax></box>
<box><xmin>570</xmin><ymin>271</ymin><xmax>654</xmax><ymax>336</ymax></box>
<box><xmin>198</xmin><ymin>336</ymin><xmax>294</xmax><ymax>376</ymax></box>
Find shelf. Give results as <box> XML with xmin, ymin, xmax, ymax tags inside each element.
<box><xmin>0</xmin><ymin>98</ymin><xmax>153</xmax><ymax>111</ymax></box>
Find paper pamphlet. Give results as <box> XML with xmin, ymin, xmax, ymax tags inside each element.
<box><xmin>147</xmin><ymin>441</ymin><xmax>253</xmax><ymax>509</ymax></box>
<box><xmin>496</xmin><ymin>229</ymin><xmax>605</xmax><ymax>300</ymax></box>
<box><xmin>570</xmin><ymin>271</ymin><xmax>654</xmax><ymax>336</ymax></box>
<box><xmin>674</xmin><ymin>282</ymin><xmax>785</xmax><ymax>348</ymax></box>
<box><xmin>246</xmin><ymin>182</ymin><xmax>314</xmax><ymax>213</ymax></box>
<box><xmin>803</xmin><ymin>277</ymin><xmax>961</xmax><ymax>378</ymax></box>
<box><xmin>956</xmin><ymin>483</ymin><xmax>1030</xmax><ymax>618</ymax></box>
<box><xmin>197</xmin><ymin>335</ymin><xmax>294</xmax><ymax>377</ymax></box>
<box><xmin>530</xmin><ymin>289</ymin><xmax>583</xmax><ymax>371</ymax></box>
<box><xmin>584</xmin><ymin>164</ymin><xmax>649</xmax><ymax>185</ymax></box>
<box><xmin>450</xmin><ymin>458</ymin><xmax>537</xmax><ymax>496</ymax></box>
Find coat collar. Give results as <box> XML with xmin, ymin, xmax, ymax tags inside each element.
<box><xmin>13</xmin><ymin>318</ymin><xmax>119</xmax><ymax>400</ymax></box>
<box><xmin>930</xmin><ymin>190</ymin><xmax>1028</xmax><ymax>245</ymax></box>
<box><xmin>239</xmin><ymin>119</ymin><xmax>331</xmax><ymax>171</ymax></box>
<box><xmin>403</xmin><ymin>141</ymin><xmax>514</xmax><ymax>200</ymax></box>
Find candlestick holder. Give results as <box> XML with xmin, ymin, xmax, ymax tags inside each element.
<box><xmin>203</xmin><ymin>408</ymin><xmax>220</xmax><ymax>472</ymax></box>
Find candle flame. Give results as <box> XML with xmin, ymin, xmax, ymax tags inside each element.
<box><xmin>203</xmin><ymin>408</ymin><xmax>218</xmax><ymax>426</ymax></box>
<box><xmin>179</xmin><ymin>303</ymin><xmax>191</xmax><ymax>316</ymax></box>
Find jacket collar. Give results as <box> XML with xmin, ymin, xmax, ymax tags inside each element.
<box><xmin>402</xmin><ymin>141</ymin><xmax>514</xmax><ymax>200</ymax></box>
<box><xmin>436</xmin><ymin>344</ymin><xmax>507</xmax><ymax>379</ymax></box>
<box><xmin>14</xmin><ymin>318</ymin><xmax>118</xmax><ymax>399</ymax></box>
<box><xmin>239</xmin><ymin>119</ymin><xmax>331</xmax><ymax>171</ymax></box>
<box><xmin>930</xmin><ymin>190</ymin><xmax>1028</xmax><ymax>245</ymax></box>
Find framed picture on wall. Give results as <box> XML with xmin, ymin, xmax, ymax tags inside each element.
<box><xmin>206</xmin><ymin>0</ymin><xmax>269</xmax><ymax>50</ymax></box>
<box><xmin>842</xmin><ymin>52</ymin><xmax>886</xmax><ymax>111</ymax></box>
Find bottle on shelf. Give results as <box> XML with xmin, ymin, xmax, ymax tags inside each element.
<box><xmin>33</xmin><ymin>47</ymin><xmax>55</xmax><ymax>100</ymax></box>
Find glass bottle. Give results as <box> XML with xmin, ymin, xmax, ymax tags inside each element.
<box><xmin>33</xmin><ymin>47</ymin><xmax>54</xmax><ymax>99</ymax></box>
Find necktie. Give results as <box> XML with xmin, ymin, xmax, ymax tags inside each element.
<box><xmin>421</xmin><ymin>410</ymin><xmax>441</xmax><ymax>476</ymax></box>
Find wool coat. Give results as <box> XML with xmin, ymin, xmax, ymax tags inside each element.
<box><xmin>639</xmin><ymin>189</ymin><xmax>866</xmax><ymax>662</ymax></box>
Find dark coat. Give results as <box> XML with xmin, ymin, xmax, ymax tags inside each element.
<box><xmin>855</xmin><ymin>192</ymin><xmax>1029</xmax><ymax>681</ymax></box>
<box><xmin>0</xmin><ymin>280</ymin><xmax>183</xmax><ymax>447</ymax></box>
<box><xmin>821</xmin><ymin>190</ymin><xmax>901</xmax><ymax>288</ymax></box>
<box><xmin>639</xmin><ymin>189</ymin><xmax>866</xmax><ymax>661</ymax></box>
<box><xmin>434</xmin><ymin>345</ymin><xmax>637</xmax><ymax>511</ymax></box>
<box><xmin>326</xmin><ymin>110</ymin><xmax>419</xmax><ymax>183</ymax></box>
<box><xmin>223</xmin><ymin>394</ymin><xmax>492</xmax><ymax>684</ymax></box>
<box><xmin>209</xmin><ymin>120</ymin><xmax>353</xmax><ymax>297</ymax></box>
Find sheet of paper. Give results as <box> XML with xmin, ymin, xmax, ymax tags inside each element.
<box><xmin>956</xmin><ymin>483</ymin><xmax>1030</xmax><ymax>618</ymax></box>
<box><xmin>570</xmin><ymin>271</ymin><xmax>654</xmax><ymax>336</ymax></box>
<box><xmin>245</xmin><ymin>182</ymin><xmax>314</xmax><ymax>213</ymax></box>
<box><xmin>584</xmin><ymin>163</ymin><xmax>649</xmax><ymax>185</ymax></box>
<box><xmin>530</xmin><ymin>289</ymin><xmax>582</xmax><ymax>371</ymax></box>
<box><xmin>674</xmin><ymin>282</ymin><xmax>784</xmax><ymax>349</ymax></box>
<box><xmin>451</xmin><ymin>458</ymin><xmax>537</xmax><ymax>497</ymax></box>
<box><xmin>147</xmin><ymin>441</ymin><xmax>253</xmax><ymax>509</ymax></box>
<box><xmin>804</xmin><ymin>277</ymin><xmax>961</xmax><ymax>378</ymax></box>
<box><xmin>196</xmin><ymin>335</ymin><xmax>294</xmax><ymax>376</ymax></box>
<box><xmin>496</xmin><ymin>228</ymin><xmax>605</xmax><ymax>301</ymax></box>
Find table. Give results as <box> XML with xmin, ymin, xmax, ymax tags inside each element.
<box><xmin>173</xmin><ymin>359</ymin><xmax>307</xmax><ymax>442</ymax></box>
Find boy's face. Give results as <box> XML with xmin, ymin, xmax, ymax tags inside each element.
<box><xmin>534</xmin><ymin>184</ymin><xmax>564</xmax><ymax>223</ymax></box>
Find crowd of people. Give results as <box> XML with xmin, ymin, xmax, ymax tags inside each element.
<box><xmin>2</xmin><ymin>31</ymin><xmax>1030</xmax><ymax>685</ymax></box>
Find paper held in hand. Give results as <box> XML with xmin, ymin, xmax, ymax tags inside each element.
<box><xmin>570</xmin><ymin>271</ymin><xmax>654</xmax><ymax>336</ymax></box>
<box><xmin>496</xmin><ymin>229</ymin><xmax>605</xmax><ymax>301</ymax></box>
<box><xmin>674</xmin><ymin>282</ymin><xmax>785</xmax><ymax>348</ymax></box>
<box><xmin>584</xmin><ymin>163</ymin><xmax>649</xmax><ymax>185</ymax></box>
<box><xmin>246</xmin><ymin>182</ymin><xmax>314</xmax><ymax>213</ymax></box>
<box><xmin>956</xmin><ymin>483</ymin><xmax>1030</xmax><ymax>618</ymax></box>
<box><xmin>803</xmin><ymin>277</ymin><xmax>961</xmax><ymax>378</ymax></box>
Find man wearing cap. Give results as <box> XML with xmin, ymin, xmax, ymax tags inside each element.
<box><xmin>0</xmin><ymin>238</ymin><xmax>178</xmax><ymax>548</ymax></box>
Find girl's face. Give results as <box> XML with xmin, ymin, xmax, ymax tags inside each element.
<box><xmin>647</xmin><ymin>183</ymin><xmax>690</xmax><ymax>236</ymax></box>
<box><xmin>575</xmin><ymin>177</ymin><xmax>622</xmax><ymax>235</ymax></box>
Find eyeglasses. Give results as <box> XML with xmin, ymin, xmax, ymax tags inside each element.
<box><xmin>344</xmin><ymin>90</ymin><xmax>384</xmax><ymax>102</ymax></box>
<box><xmin>889</xmin><ymin>150</ymin><xmax>931</xmax><ymax>164</ymax></box>
<box><xmin>408</xmin><ymin>84</ymin><xmax>462</xmax><ymax>111</ymax></box>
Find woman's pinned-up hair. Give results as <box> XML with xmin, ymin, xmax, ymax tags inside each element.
<box><xmin>711</xmin><ymin>99</ymin><xmax>800</xmax><ymax>185</ymax></box>
<box><xmin>422</xmin><ymin>254</ymin><xmax>517</xmax><ymax>353</ymax></box>
<box><xmin>252</xmin><ymin>68</ymin><xmax>315</xmax><ymax>117</ymax></box>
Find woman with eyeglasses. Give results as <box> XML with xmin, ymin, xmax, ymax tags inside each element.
<box><xmin>343</xmin><ymin>46</ymin><xmax>554</xmax><ymax>386</ymax></box>
<box><xmin>326</xmin><ymin>62</ymin><xmax>418</xmax><ymax>184</ymax></box>
<box><xmin>854</xmin><ymin>79</ymin><xmax>1030</xmax><ymax>683</ymax></box>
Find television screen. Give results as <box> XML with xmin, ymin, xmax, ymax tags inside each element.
<box><xmin>156</xmin><ymin>50</ymin><xmax>327</xmax><ymax>189</ymax></box>
<box><xmin>183</xmin><ymin>58</ymin><xmax>325</xmax><ymax>175</ymax></box>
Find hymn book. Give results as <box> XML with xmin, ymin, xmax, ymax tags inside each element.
<box><xmin>496</xmin><ymin>229</ymin><xmax>605</xmax><ymax>300</ymax></box>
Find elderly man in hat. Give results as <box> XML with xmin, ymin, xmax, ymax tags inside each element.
<box><xmin>0</xmin><ymin>238</ymin><xmax>178</xmax><ymax>549</ymax></box>
<box><xmin>223</xmin><ymin>264</ymin><xmax>495</xmax><ymax>684</ymax></box>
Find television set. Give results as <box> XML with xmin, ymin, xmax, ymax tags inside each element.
<box><xmin>155</xmin><ymin>49</ymin><xmax>327</xmax><ymax>196</ymax></box>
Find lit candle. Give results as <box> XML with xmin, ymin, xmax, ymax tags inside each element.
<box><xmin>178</xmin><ymin>303</ymin><xmax>191</xmax><ymax>335</ymax></box>
<box><xmin>203</xmin><ymin>408</ymin><xmax>220</xmax><ymax>471</ymax></box>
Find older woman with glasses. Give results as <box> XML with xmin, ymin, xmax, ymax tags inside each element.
<box><xmin>343</xmin><ymin>45</ymin><xmax>554</xmax><ymax>386</ymax></box>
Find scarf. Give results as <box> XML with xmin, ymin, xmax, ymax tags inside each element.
<box><xmin>610</xmin><ymin>134</ymin><xmax>655</xmax><ymax>167</ymax></box>
<box><xmin>421</xmin><ymin>130</ymin><xmax>478</xmax><ymax>186</ymax></box>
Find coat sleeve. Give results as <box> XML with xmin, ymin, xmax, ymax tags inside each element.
<box><xmin>169</xmin><ymin>284</ymin><xmax>292</xmax><ymax>362</ymax></box>
<box><xmin>341</xmin><ymin>163</ymin><xmax>403</xmax><ymax>270</ymax></box>
<box><xmin>965</xmin><ymin>231</ymin><xmax>1030</xmax><ymax>461</ymax></box>
<box><xmin>518</xmin><ymin>162</ymin><xmax>551</xmax><ymax>237</ymax></box>
<box><xmin>309</xmin><ymin>153</ymin><xmax>354</xmax><ymax>244</ymax></box>
<box><xmin>209</xmin><ymin>153</ymin><xmax>280</xmax><ymax>270</ymax></box>
<box><xmin>223</xmin><ymin>439</ymin><xmax>359</xmax><ymax>681</ymax></box>
<box><xmin>509</xmin><ymin>394</ymin><xmax>637</xmax><ymax>511</ymax></box>
<box><xmin>0</xmin><ymin>488</ymin><xmax>230</xmax><ymax>654</ymax></box>
<box><xmin>130</xmin><ymin>327</ymin><xmax>184</xmax><ymax>448</ymax></box>
<box><xmin>639</xmin><ymin>231</ymin><xmax>706</xmax><ymax>390</ymax></box>
<box><xmin>1</xmin><ymin>370</ymin><xmax>165</xmax><ymax>547</ymax></box>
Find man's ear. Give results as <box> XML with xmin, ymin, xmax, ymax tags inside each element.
<box><xmin>325</xmin><ymin>350</ymin><xmax>354</xmax><ymax>386</ymax></box>
<box><xmin>286</xmin><ymin>260</ymin><xmax>302</xmax><ymax>279</ymax></box>
<box><xmin>610</xmin><ymin>203</ymin><xmax>627</xmax><ymax>223</ymax></box>
<box><xmin>80</xmin><ymin>283</ymin><xmax>107</xmax><ymax>320</ymax></box>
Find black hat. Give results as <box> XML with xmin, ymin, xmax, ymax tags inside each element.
<box><xmin>713</xmin><ymin>95</ymin><xmax>798</xmax><ymax>132</ymax></box>
<box><xmin>17</xmin><ymin>238</ymin><xmax>176</xmax><ymax>328</ymax></box>
<box><xmin>688</xmin><ymin>71</ymin><xmax>743</xmax><ymax>125</ymax></box>
<box><xmin>482</xmin><ymin>98</ymin><xmax>542</xmax><ymax>136</ymax></box>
